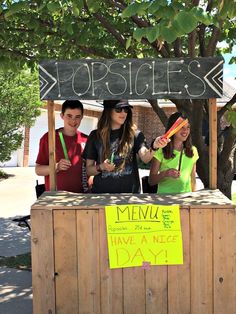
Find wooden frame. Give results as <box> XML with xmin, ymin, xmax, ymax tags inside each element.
<box><xmin>32</xmin><ymin>57</ymin><xmax>230</xmax><ymax>314</ymax></box>
<box><xmin>46</xmin><ymin>98</ymin><xmax>218</xmax><ymax>191</ymax></box>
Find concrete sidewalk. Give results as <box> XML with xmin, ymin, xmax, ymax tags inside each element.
<box><xmin>0</xmin><ymin>267</ymin><xmax>32</xmax><ymax>314</ymax></box>
<box><xmin>0</xmin><ymin>166</ymin><xmax>43</xmax><ymax>218</ymax></box>
<box><xmin>0</xmin><ymin>167</ymin><xmax>40</xmax><ymax>314</ymax></box>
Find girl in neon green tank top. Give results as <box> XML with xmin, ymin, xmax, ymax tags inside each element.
<box><xmin>149</xmin><ymin>112</ymin><xmax>199</xmax><ymax>194</ymax></box>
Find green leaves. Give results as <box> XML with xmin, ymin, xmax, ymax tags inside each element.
<box><xmin>190</xmin><ymin>7</ymin><xmax>213</xmax><ymax>26</ymax></box>
<box><xmin>4</xmin><ymin>2</ymin><xmax>29</xmax><ymax>19</ymax></box>
<box><xmin>122</xmin><ymin>2</ymin><xmax>150</xmax><ymax>18</ymax></box>
<box><xmin>125</xmin><ymin>1</ymin><xmax>214</xmax><ymax>44</ymax></box>
<box><xmin>161</xmin><ymin>26</ymin><xmax>179</xmax><ymax>43</ymax></box>
<box><xmin>126</xmin><ymin>36</ymin><xmax>132</xmax><ymax>50</ymax></box>
<box><xmin>0</xmin><ymin>68</ymin><xmax>42</xmax><ymax>162</ymax></box>
<box><xmin>66</xmin><ymin>23</ymin><xmax>74</xmax><ymax>35</ymax></box>
<box><xmin>86</xmin><ymin>0</ymin><xmax>100</xmax><ymax>13</ymax></box>
<box><xmin>174</xmin><ymin>11</ymin><xmax>198</xmax><ymax>34</ymax></box>
<box><xmin>0</xmin><ymin>0</ymin><xmax>235</xmax><ymax>65</ymax></box>
<box><xmin>47</xmin><ymin>2</ymin><xmax>62</xmax><ymax>13</ymax></box>
<box><xmin>148</xmin><ymin>0</ymin><xmax>167</xmax><ymax>14</ymax></box>
<box><xmin>219</xmin><ymin>0</ymin><xmax>236</xmax><ymax>19</ymax></box>
<box><xmin>146</xmin><ymin>25</ymin><xmax>159</xmax><ymax>43</ymax></box>
<box><xmin>133</xmin><ymin>25</ymin><xmax>160</xmax><ymax>44</ymax></box>
<box><xmin>229</xmin><ymin>56</ymin><xmax>236</xmax><ymax>65</ymax></box>
<box><xmin>72</xmin><ymin>5</ymin><xmax>81</xmax><ymax>17</ymax></box>
<box><xmin>133</xmin><ymin>28</ymin><xmax>146</xmax><ymax>42</ymax></box>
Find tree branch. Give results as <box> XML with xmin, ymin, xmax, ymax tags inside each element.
<box><xmin>93</xmin><ymin>12</ymin><xmax>127</xmax><ymax>49</ymax></box>
<box><xmin>206</xmin><ymin>0</ymin><xmax>214</xmax><ymax>12</ymax></box>
<box><xmin>174</xmin><ymin>38</ymin><xmax>182</xmax><ymax>57</ymax></box>
<box><xmin>0</xmin><ymin>46</ymin><xmax>33</xmax><ymax>60</ymax></box>
<box><xmin>4</xmin><ymin>26</ymin><xmax>56</xmax><ymax>36</ymax></box>
<box><xmin>72</xmin><ymin>43</ymin><xmax>115</xmax><ymax>58</ymax></box>
<box><xmin>0</xmin><ymin>12</ymin><xmax>5</xmax><ymax>21</ymax></box>
<box><xmin>206</xmin><ymin>24</ymin><xmax>222</xmax><ymax>56</ymax></box>
<box><xmin>218</xmin><ymin>93</ymin><xmax>236</xmax><ymax>118</ymax></box>
<box><xmin>191</xmin><ymin>100</ymin><xmax>206</xmax><ymax>151</ymax></box>
<box><xmin>148</xmin><ymin>99</ymin><xmax>168</xmax><ymax>126</ymax></box>
<box><xmin>219</xmin><ymin>126</ymin><xmax>236</xmax><ymax>165</ymax></box>
<box><xmin>170</xmin><ymin>99</ymin><xmax>192</xmax><ymax>117</ymax></box>
<box><xmin>198</xmin><ymin>24</ymin><xmax>206</xmax><ymax>56</ymax></box>
<box><xmin>107</xmin><ymin>0</ymin><xmax>169</xmax><ymax>57</ymax></box>
<box><xmin>188</xmin><ymin>30</ymin><xmax>197</xmax><ymax>57</ymax></box>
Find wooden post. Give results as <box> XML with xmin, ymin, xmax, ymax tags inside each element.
<box><xmin>47</xmin><ymin>100</ymin><xmax>56</xmax><ymax>191</ymax></box>
<box><xmin>209</xmin><ymin>98</ymin><xmax>217</xmax><ymax>189</ymax></box>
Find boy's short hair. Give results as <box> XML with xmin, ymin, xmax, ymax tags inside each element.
<box><xmin>62</xmin><ymin>100</ymin><xmax>84</xmax><ymax>115</ymax></box>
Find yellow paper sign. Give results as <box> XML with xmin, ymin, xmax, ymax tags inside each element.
<box><xmin>105</xmin><ymin>204</ymin><xmax>183</xmax><ymax>268</ymax></box>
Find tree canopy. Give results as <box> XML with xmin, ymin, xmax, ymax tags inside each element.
<box><xmin>0</xmin><ymin>1</ymin><xmax>235</xmax><ymax>62</ymax></box>
<box><xmin>0</xmin><ymin>69</ymin><xmax>41</xmax><ymax>162</ymax></box>
<box><xmin>0</xmin><ymin>0</ymin><xmax>236</xmax><ymax>197</ymax></box>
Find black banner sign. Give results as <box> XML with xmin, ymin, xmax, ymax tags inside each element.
<box><xmin>39</xmin><ymin>57</ymin><xmax>224</xmax><ymax>100</ymax></box>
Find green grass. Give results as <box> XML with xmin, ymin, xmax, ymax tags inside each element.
<box><xmin>0</xmin><ymin>252</ymin><xmax>31</xmax><ymax>270</ymax></box>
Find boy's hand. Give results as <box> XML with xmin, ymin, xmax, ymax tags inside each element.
<box><xmin>56</xmin><ymin>159</ymin><xmax>72</xmax><ymax>172</ymax></box>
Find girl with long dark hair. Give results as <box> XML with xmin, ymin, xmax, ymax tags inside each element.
<box><xmin>83</xmin><ymin>100</ymin><xmax>168</xmax><ymax>193</ymax></box>
<box><xmin>149</xmin><ymin>112</ymin><xmax>199</xmax><ymax>194</ymax></box>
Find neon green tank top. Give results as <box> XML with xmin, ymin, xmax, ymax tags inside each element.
<box><xmin>153</xmin><ymin>146</ymin><xmax>199</xmax><ymax>194</ymax></box>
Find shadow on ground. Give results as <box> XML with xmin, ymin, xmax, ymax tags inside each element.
<box><xmin>0</xmin><ymin>218</ymin><xmax>31</xmax><ymax>258</ymax></box>
<box><xmin>0</xmin><ymin>267</ymin><xmax>32</xmax><ymax>314</ymax></box>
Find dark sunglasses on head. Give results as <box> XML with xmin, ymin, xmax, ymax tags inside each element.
<box><xmin>114</xmin><ymin>107</ymin><xmax>129</xmax><ymax>113</ymax></box>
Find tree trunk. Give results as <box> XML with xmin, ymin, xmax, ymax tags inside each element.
<box><xmin>217</xmin><ymin>159</ymin><xmax>235</xmax><ymax>199</ymax></box>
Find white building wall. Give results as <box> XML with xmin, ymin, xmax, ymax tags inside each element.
<box><xmin>1</xmin><ymin>109</ymin><xmax>98</xmax><ymax>167</ymax></box>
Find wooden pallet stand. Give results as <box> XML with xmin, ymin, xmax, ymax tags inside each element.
<box><xmin>31</xmin><ymin>189</ymin><xmax>236</xmax><ymax>314</ymax></box>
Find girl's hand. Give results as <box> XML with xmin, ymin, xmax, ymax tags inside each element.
<box><xmin>165</xmin><ymin>168</ymin><xmax>180</xmax><ymax>178</ymax></box>
<box><xmin>100</xmin><ymin>159</ymin><xmax>115</xmax><ymax>172</ymax></box>
<box><xmin>153</xmin><ymin>136</ymin><xmax>170</xmax><ymax>149</ymax></box>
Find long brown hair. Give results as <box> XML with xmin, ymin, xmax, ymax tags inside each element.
<box><xmin>97</xmin><ymin>106</ymin><xmax>136</xmax><ymax>161</ymax></box>
<box><xmin>163</xmin><ymin>112</ymin><xmax>193</xmax><ymax>159</ymax></box>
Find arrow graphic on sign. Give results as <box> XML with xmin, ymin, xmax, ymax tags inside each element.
<box><xmin>204</xmin><ymin>60</ymin><xmax>224</xmax><ymax>97</ymax></box>
<box><xmin>39</xmin><ymin>65</ymin><xmax>57</xmax><ymax>99</ymax></box>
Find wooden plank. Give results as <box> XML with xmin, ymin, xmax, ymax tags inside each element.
<box><xmin>54</xmin><ymin>210</ymin><xmax>78</xmax><ymax>314</ymax></box>
<box><xmin>209</xmin><ymin>98</ymin><xmax>217</xmax><ymax>189</ymax></box>
<box><xmin>47</xmin><ymin>100</ymin><xmax>56</xmax><ymax>191</ymax></box>
<box><xmin>145</xmin><ymin>266</ymin><xmax>168</xmax><ymax>314</ymax></box>
<box><xmin>99</xmin><ymin>209</ymin><xmax>123</xmax><ymax>314</ymax></box>
<box><xmin>213</xmin><ymin>208</ymin><xmax>236</xmax><ymax>314</ymax></box>
<box><xmin>32</xmin><ymin>190</ymin><xmax>235</xmax><ymax>210</ymax></box>
<box><xmin>190</xmin><ymin>208</ymin><xmax>213</xmax><ymax>314</ymax></box>
<box><xmin>77</xmin><ymin>210</ymin><xmax>100</xmax><ymax>314</ymax></box>
<box><xmin>123</xmin><ymin>267</ymin><xmax>145</xmax><ymax>314</ymax></box>
<box><xmin>168</xmin><ymin>208</ymin><xmax>190</xmax><ymax>314</ymax></box>
<box><xmin>31</xmin><ymin>208</ymin><xmax>55</xmax><ymax>314</ymax></box>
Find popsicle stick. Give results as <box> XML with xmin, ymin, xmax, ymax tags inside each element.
<box><xmin>166</xmin><ymin>119</ymin><xmax>188</xmax><ymax>139</ymax></box>
<box><xmin>59</xmin><ymin>132</ymin><xmax>69</xmax><ymax>160</ymax></box>
<box><xmin>163</xmin><ymin>117</ymin><xmax>184</xmax><ymax>139</ymax></box>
